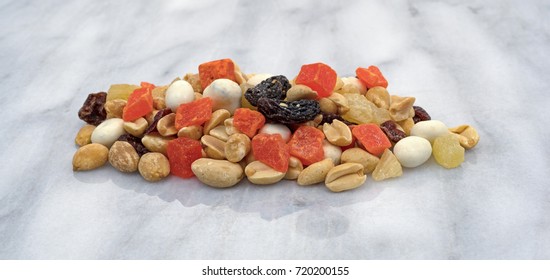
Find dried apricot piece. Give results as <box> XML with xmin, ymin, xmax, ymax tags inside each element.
<box><xmin>356</xmin><ymin>65</ymin><xmax>388</xmax><ymax>88</ymax></box>
<box><xmin>288</xmin><ymin>126</ymin><xmax>325</xmax><ymax>166</ymax></box>
<box><xmin>122</xmin><ymin>82</ymin><xmax>155</xmax><ymax>122</ymax></box>
<box><xmin>295</xmin><ymin>62</ymin><xmax>337</xmax><ymax>98</ymax></box>
<box><xmin>175</xmin><ymin>97</ymin><xmax>213</xmax><ymax>130</ymax></box>
<box><xmin>166</xmin><ymin>137</ymin><xmax>203</xmax><ymax>178</ymax></box>
<box><xmin>251</xmin><ymin>133</ymin><xmax>290</xmax><ymax>172</ymax></box>
<box><xmin>198</xmin><ymin>58</ymin><xmax>237</xmax><ymax>89</ymax></box>
<box><xmin>233</xmin><ymin>108</ymin><xmax>266</xmax><ymax>138</ymax></box>
<box><xmin>352</xmin><ymin>123</ymin><xmax>392</xmax><ymax>157</ymax></box>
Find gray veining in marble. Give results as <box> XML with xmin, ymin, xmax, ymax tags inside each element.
<box><xmin>0</xmin><ymin>0</ymin><xmax>549</xmax><ymax>259</ymax></box>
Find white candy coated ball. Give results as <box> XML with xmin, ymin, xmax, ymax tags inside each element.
<box><xmin>203</xmin><ymin>79</ymin><xmax>242</xmax><ymax>114</ymax></box>
<box><xmin>323</xmin><ymin>140</ymin><xmax>342</xmax><ymax>165</ymax></box>
<box><xmin>341</xmin><ymin>77</ymin><xmax>367</xmax><ymax>94</ymax></box>
<box><xmin>410</xmin><ymin>120</ymin><xmax>449</xmax><ymax>143</ymax></box>
<box><xmin>165</xmin><ymin>80</ymin><xmax>195</xmax><ymax>112</ymax></box>
<box><xmin>258</xmin><ymin>123</ymin><xmax>291</xmax><ymax>142</ymax></box>
<box><xmin>91</xmin><ymin>118</ymin><xmax>125</xmax><ymax>148</ymax></box>
<box><xmin>393</xmin><ymin>136</ymin><xmax>432</xmax><ymax>168</ymax></box>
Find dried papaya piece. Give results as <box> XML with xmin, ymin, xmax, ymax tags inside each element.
<box><xmin>167</xmin><ymin>137</ymin><xmax>203</xmax><ymax>178</ymax></box>
<box><xmin>356</xmin><ymin>66</ymin><xmax>388</xmax><ymax>89</ymax></box>
<box><xmin>288</xmin><ymin>126</ymin><xmax>325</xmax><ymax>166</ymax></box>
<box><xmin>175</xmin><ymin>97</ymin><xmax>213</xmax><ymax>130</ymax></box>
<box><xmin>295</xmin><ymin>62</ymin><xmax>337</xmax><ymax>98</ymax></box>
<box><xmin>233</xmin><ymin>108</ymin><xmax>266</xmax><ymax>138</ymax></box>
<box><xmin>122</xmin><ymin>82</ymin><xmax>155</xmax><ymax>122</ymax></box>
<box><xmin>252</xmin><ymin>133</ymin><xmax>290</xmax><ymax>172</ymax></box>
<box><xmin>352</xmin><ymin>124</ymin><xmax>391</xmax><ymax>157</ymax></box>
<box><xmin>198</xmin><ymin>58</ymin><xmax>237</xmax><ymax>89</ymax></box>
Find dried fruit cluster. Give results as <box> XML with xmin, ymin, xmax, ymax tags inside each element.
<box><xmin>72</xmin><ymin>59</ymin><xmax>480</xmax><ymax>192</ymax></box>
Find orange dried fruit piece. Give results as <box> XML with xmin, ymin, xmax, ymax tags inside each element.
<box><xmin>233</xmin><ymin>108</ymin><xmax>266</xmax><ymax>138</ymax></box>
<box><xmin>356</xmin><ymin>65</ymin><xmax>388</xmax><ymax>88</ymax></box>
<box><xmin>295</xmin><ymin>62</ymin><xmax>337</xmax><ymax>98</ymax></box>
<box><xmin>288</xmin><ymin>126</ymin><xmax>325</xmax><ymax>166</ymax></box>
<box><xmin>352</xmin><ymin>123</ymin><xmax>392</xmax><ymax>157</ymax></box>
<box><xmin>252</xmin><ymin>133</ymin><xmax>290</xmax><ymax>173</ymax></box>
<box><xmin>122</xmin><ymin>82</ymin><xmax>155</xmax><ymax>122</ymax></box>
<box><xmin>166</xmin><ymin>137</ymin><xmax>203</xmax><ymax>179</ymax></box>
<box><xmin>198</xmin><ymin>58</ymin><xmax>237</xmax><ymax>89</ymax></box>
<box><xmin>175</xmin><ymin>97</ymin><xmax>213</xmax><ymax>130</ymax></box>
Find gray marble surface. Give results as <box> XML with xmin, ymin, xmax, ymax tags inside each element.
<box><xmin>1</xmin><ymin>0</ymin><xmax>549</xmax><ymax>259</ymax></box>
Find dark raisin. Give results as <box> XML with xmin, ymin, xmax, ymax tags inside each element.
<box><xmin>78</xmin><ymin>92</ymin><xmax>107</xmax><ymax>125</ymax></box>
<box><xmin>145</xmin><ymin>108</ymin><xmax>172</xmax><ymax>134</ymax></box>
<box><xmin>244</xmin><ymin>75</ymin><xmax>291</xmax><ymax>106</ymax></box>
<box><xmin>257</xmin><ymin>98</ymin><xmax>320</xmax><ymax>125</ymax></box>
<box><xmin>117</xmin><ymin>134</ymin><xmax>149</xmax><ymax>157</ymax></box>
<box><xmin>319</xmin><ymin>113</ymin><xmax>355</xmax><ymax>125</ymax></box>
<box><xmin>380</xmin><ymin>120</ymin><xmax>406</xmax><ymax>143</ymax></box>
<box><xmin>413</xmin><ymin>106</ymin><xmax>431</xmax><ymax>123</ymax></box>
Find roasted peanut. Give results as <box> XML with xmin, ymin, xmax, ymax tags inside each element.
<box><xmin>152</xmin><ymin>85</ymin><xmax>168</xmax><ymax>110</ymax></box>
<box><xmin>72</xmin><ymin>143</ymin><xmax>109</xmax><ymax>171</ymax></box>
<box><xmin>341</xmin><ymin>148</ymin><xmax>379</xmax><ymax>174</ymax></box>
<box><xmin>325</xmin><ymin>163</ymin><xmax>366</xmax><ymax>192</ymax></box>
<box><xmin>397</xmin><ymin>117</ymin><xmax>415</xmax><ymax>135</ymax></box>
<box><xmin>209</xmin><ymin>125</ymin><xmax>230</xmax><ymax>141</ymax></box>
<box><xmin>389</xmin><ymin>95</ymin><xmax>415</xmax><ymax>122</ymax></box>
<box><xmin>365</xmin><ymin>86</ymin><xmax>390</xmax><ymax>109</ymax></box>
<box><xmin>245</xmin><ymin>161</ymin><xmax>286</xmax><ymax>185</ymax></box>
<box><xmin>108</xmin><ymin>141</ymin><xmax>139</xmax><ymax>172</ymax></box>
<box><xmin>141</xmin><ymin>132</ymin><xmax>174</xmax><ymax>155</ymax></box>
<box><xmin>372</xmin><ymin>149</ymin><xmax>403</xmax><ymax>181</ymax></box>
<box><xmin>285</xmin><ymin>156</ymin><xmax>303</xmax><ymax>180</ymax></box>
<box><xmin>183</xmin><ymin>73</ymin><xmax>202</xmax><ymax>93</ymax></box>
<box><xmin>204</xmin><ymin>109</ymin><xmax>231</xmax><ymax>135</ymax></box>
<box><xmin>327</xmin><ymin>92</ymin><xmax>350</xmax><ymax>115</ymax></box>
<box><xmin>224</xmin><ymin>133</ymin><xmax>251</xmax><ymax>163</ymax></box>
<box><xmin>224</xmin><ymin>117</ymin><xmax>240</xmax><ymax>136</ymax></box>
<box><xmin>177</xmin><ymin>125</ymin><xmax>203</xmax><ymax>140</ymax></box>
<box><xmin>297</xmin><ymin>158</ymin><xmax>334</xmax><ymax>186</ymax></box>
<box><xmin>323</xmin><ymin>119</ymin><xmax>352</xmax><ymax>146</ymax></box>
<box><xmin>104</xmin><ymin>99</ymin><xmax>127</xmax><ymax>119</ymax></box>
<box><xmin>75</xmin><ymin>124</ymin><xmax>96</xmax><ymax>146</ymax></box>
<box><xmin>123</xmin><ymin>117</ymin><xmax>148</xmax><ymax>137</ymax></box>
<box><xmin>145</xmin><ymin>109</ymin><xmax>159</xmax><ymax>125</ymax></box>
<box><xmin>319</xmin><ymin>98</ymin><xmax>337</xmax><ymax>114</ymax></box>
<box><xmin>138</xmin><ymin>152</ymin><xmax>170</xmax><ymax>182</ymax></box>
<box><xmin>449</xmin><ymin>125</ymin><xmax>480</xmax><ymax>149</ymax></box>
<box><xmin>191</xmin><ymin>158</ymin><xmax>244</xmax><ymax>188</ymax></box>
<box><xmin>201</xmin><ymin>135</ymin><xmax>226</xmax><ymax>160</ymax></box>
<box><xmin>286</xmin><ymin>85</ymin><xmax>317</xmax><ymax>101</ymax></box>
<box><xmin>157</xmin><ymin>113</ymin><xmax>177</xmax><ymax>136</ymax></box>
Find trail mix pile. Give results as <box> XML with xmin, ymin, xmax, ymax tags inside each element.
<box><xmin>72</xmin><ymin>59</ymin><xmax>479</xmax><ymax>192</ymax></box>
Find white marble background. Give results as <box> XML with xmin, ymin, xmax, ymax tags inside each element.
<box><xmin>0</xmin><ymin>0</ymin><xmax>549</xmax><ymax>259</ymax></box>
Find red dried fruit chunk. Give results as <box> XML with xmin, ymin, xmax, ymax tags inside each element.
<box><xmin>356</xmin><ymin>66</ymin><xmax>388</xmax><ymax>89</ymax></box>
<box><xmin>198</xmin><ymin>58</ymin><xmax>237</xmax><ymax>89</ymax></box>
<box><xmin>288</xmin><ymin>126</ymin><xmax>325</xmax><ymax>166</ymax></box>
<box><xmin>352</xmin><ymin>124</ymin><xmax>392</xmax><ymax>156</ymax></box>
<box><xmin>166</xmin><ymin>137</ymin><xmax>202</xmax><ymax>178</ymax></box>
<box><xmin>252</xmin><ymin>133</ymin><xmax>290</xmax><ymax>172</ymax></box>
<box><xmin>122</xmin><ymin>82</ymin><xmax>155</xmax><ymax>122</ymax></box>
<box><xmin>175</xmin><ymin>97</ymin><xmax>213</xmax><ymax>130</ymax></box>
<box><xmin>295</xmin><ymin>62</ymin><xmax>337</xmax><ymax>98</ymax></box>
<box><xmin>233</xmin><ymin>108</ymin><xmax>266</xmax><ymax>138</ymax></box>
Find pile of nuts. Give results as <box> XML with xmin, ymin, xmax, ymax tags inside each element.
<box><xmin>72</xmin><ymin>59</ymin><xmax>479</xmax><ymax>192</ymax></box>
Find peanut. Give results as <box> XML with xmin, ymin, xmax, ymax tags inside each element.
<box><xmin>286</xmin><ymin>85</ymin><xmax>317</xmax><ymax>101</ymax></box>
<box><xmin>323</xmin><ymin>140</ymin><xmax>342</xmax><ymax>165</ymax></box>
<box><xmin>104</xmin><ymin>99</ymin><xmax>127</xmax><ymax>119</ymax></box>
<box><xmin>285</xmin><ymin>156</ymin><xmax>303</xmax><ymax>180</ymax></box>
<box><xmin>341</xmin><ymin>148</ymin><xmax>379</xmax><ymax>174</ymax></box>
<box><xmin>152</xmin><ymin>85</ymin><xmax>168</xmax><ymax>110</ymax></box>
<box><xmin>319</xmin><ymin>98</ymin><xmax>337</xmax><ymax>114</ymax></box>
<box><xmin>157</xmin><ymin>113</ymin><xmax>178</xmax><ymax>136</ymax></box>
<box><xmin>138</xmin><ymin>152</ymin><xmax>170</xmax><ymax>182</ymax></box>
<box><xmin>245</xmin><ymin>161</ymin><xmax>286</xmax><ymax>185</ymax></box>
<box><xmin>183</xmin><ymin>73</ymin><xmax>202</xmax><ymax>93</ymax></box>
<box><xmin>177</xmin><ymin>125</ymin><xmax>203</xmax><ymax>140</ymax></box>
<box><xmin>323</xmin><ymin>119</ymin><xmax>352</xmax><ymax>146</ymax></box>
<box><xmin>325</xmin><ymin>163</ymin><xmax>366</xmax><ymax>192</ymax></box>
<box><xmin>327</xmin><ymin>92</ymin><xmax>350</xmax><ymax>115</ymax></box>
<box><xmin>209</xmin><ymin>125</ymin><xmax>230</xmax><ymax>141</ymax></box>
<box><xmin>397</xmin><ymin>117</ymin><xmax>415</xmax><ymax>135</ymax></box>
<box><xmin>297</xmin><ymin>158</ymin><xmax>334</xmax><ymax>186</ymax></box>
<box><xmin>141</xmin><ymin>132</ymin><xmax>174</xmax><ymax>155</ymax></box>
<box><xmin>72</xmin><ymin>143</ymin><xmax>109</xmax><ymax>171</ymax></box>
<box><xmin>145</xmin><ymin>110</ymin><xmax>159</xmax><ymax>125</ymax></box>
<box><xmin>224</xmin><ymin>118</ymin><xmax>240</xmax><ymax>136</ymax></box>
<box><xmin>75</xmin><ymin>124</ymin><xmax>96</xmax><ymax>147</ymax></box>
<box><xmin>191</xmin><ymin>158</ymin><xmax>244</xmax><ymax>188</ymax></box>
<box><xmin>108</xmin><ymin>141</ymin><xmax>139</xmax><ymax>172</ymax></box>
<box><xmin>224</xmin><ymin>133</ymin><xmax>251</xmax><ymax>163</ymax></box>
<box><xmin>201</xmin><ymin>135</ymin><xmax>226</xmax><ymax>160</ymax></box>
<box><xmin>203</xmin><ymin>109</ymin><xmax>231</xmax><ymax>135</ymax></box>
<box><xmin>389</xmin><ymin>95</ymin><xmax>415</xmax><ymax>122</ymax></box>
<box><xmin>123</xmin><ymin>117</ymin><xmax>148</xmax><ymax>137</ymax></box>
<box><xmin>449</xmin><ymin>125</ymin><xmax>480</xmax><ymax>149</ymax></box>
<box><xmin>365</xmin><ymin>86</ymin><xmax>390</xmax><ymax>109</ymax></box>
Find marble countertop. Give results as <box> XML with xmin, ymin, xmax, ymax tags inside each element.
<box><xmin>1</xmin><ymin>0</ymin><xmax>549</xmax><ymax>259</ymax></box>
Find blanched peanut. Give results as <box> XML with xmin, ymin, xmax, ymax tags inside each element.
<box><xmin>319</xmin><ymin>98</ymin><xmax>337</xmax><ymax>114</ymax></box>
<box><xmin>75</xmin><ymin>124</ymin><xmax>96</xmax><ymax>146</ymax></box>
<box><xmin>201</xmin><ymin>135</ymin><xmax>226</xmax><ymax>160</ymax></box>
<box><xmin>152</xmin><ymin>85</ymin><xmax>168</xmax><ymax>110</ymax></box>
<box><xmin>177</xmin><ymin>125</ymin><xmax>203</xmax><ymax>140</ymax></box>
<box><xmin>138</xmin><ymin>152</ymin><xmax>170</xmax><ymax>182</ymax></box>
<box><xmin>224</xmin><ymin>118</ymin><xmax>240</xmax><ymax>136</ymax></box>
<box><xmin>449</xmin><ymin>125</ymin><xmax>480</xmax><ymax>149</ymax></box>
<box><xmin>108</xmin><ymin>141</ymin><xmax>139</xmax><ymax>172</ymax></box>
<box><xmin>297</xmin><ymin>158</ymin><xmax>334</xmax><ymax>186</ymax></box>
<box><xmin>372</xmin><ymin>149</ymin><xmax>403</xmax><ymax>181</ymax></box>
<box><xmin>104</xmin><ymin>99</ymin><xmax>127</xmax><ymax>119</ymax></box>
<box><xmin>341</xmin><ymin>148</ymin><xmax>379</xmax><ymax>174</ymax></box>
<box><xmin>285</xmin><ymin>156</ymin><xmax>303</xmax><ymax>180</ymax></box>
<box><xmin>397</xmin><ymin>117</ymin><xmax>415</xmax><ymax>135</ymax></box>
<box><xmin>325</xmin><ymin>163</ymin><xmax>366</xmax><ymax>192</ymax></box>
<box><xmin>389</xmin><ymin>95</ymin><xmax>415</xmax><ymax>122</ymax></box>
<box><xmin>327</xmin><ymin>92</ymin><xmax>350</xmax><ymax>115</ymax></box>
<box><xmin>203</xmin><ymin>109</ymin><xmax>231</xmax><ymax>135</ymax></box>
<box><xmin>365</xmin><ymin>86</ymin><xmax>390</xmax><ymax>109</ymax></box>
<box><xmin>72</xmin><ymin>143</ymin><xmax>109</xmax><ymax>171</ymax></box>
<box><xmin>323</xmin><ymin>119</ymin><xmax>352</xmax><ymax>146</ymax></box>
<box><xmin>191</xmin><ymin>158</ymin><xmax>244</xmax><ymax>188</ymax></box>
<box><xmin>209</xmin><ymin>125</ymin><xmax>230</xmax><ymax>141</ymax></box>
<box><xmin>286</xmin><ymin>85</ymin><xmax>317</xmax><ymax>101</ymax></box>
<box><xmin>245</xmin><ymin>161</ymin><xmax>286</xmax><ymax>185</ymax></box>
<box><xmin>157</xmin><ymin>113</ymin><xmax>177</xmax><ymax>136</ymax></box>
<box><xmin>224</xmin><ymin>133</ymin><xmax>251</xmax><ymax>163</ymax></box>
<box><xmin>123</xmin><ymin>117</ymin><xmax>148</xmax><ymax>137</ymax></box>
<box><xmin>141</xmin><ymin>132</ymin><xmax>174</xmax><ymax>155</ymax></box>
